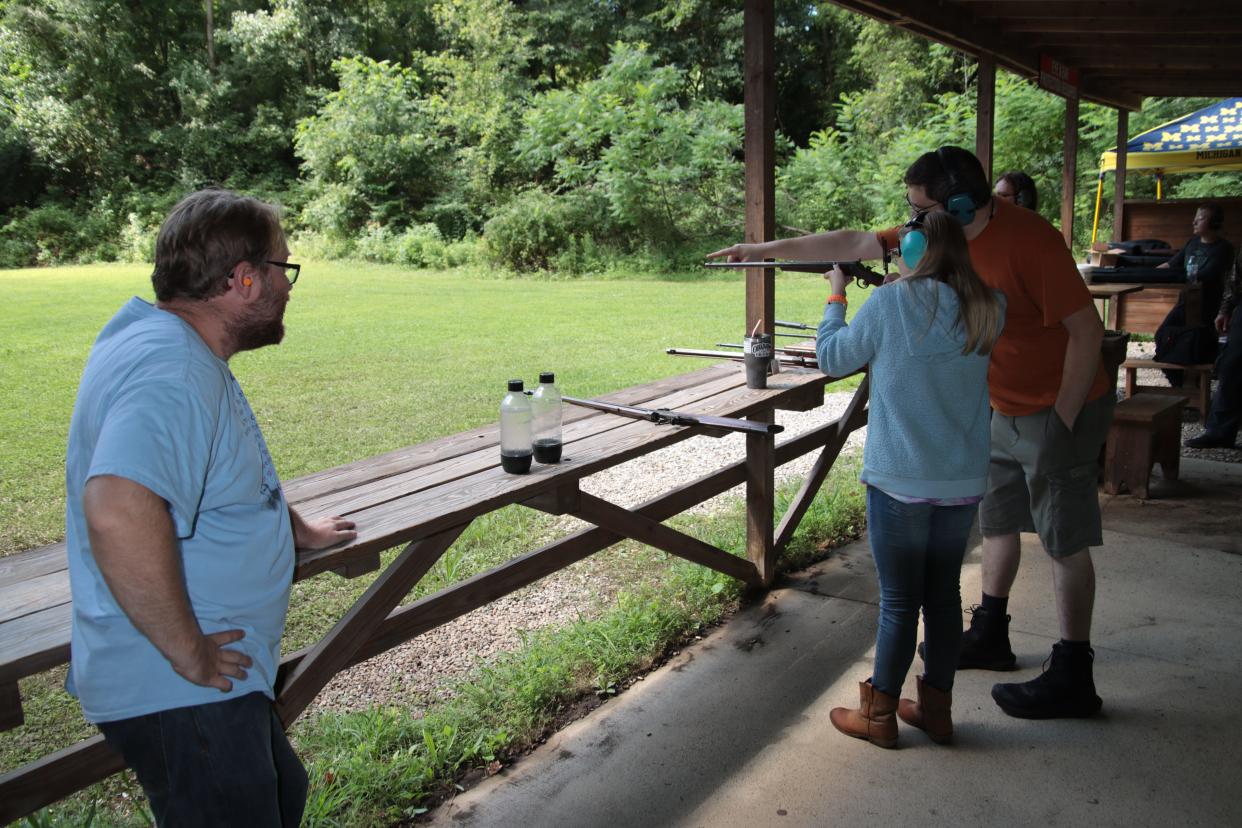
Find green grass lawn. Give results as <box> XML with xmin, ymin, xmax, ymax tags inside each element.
<box><xmin>0</xmin><ymin>261</ymin><xmax>859</xmax><ymax>556</ymax></box>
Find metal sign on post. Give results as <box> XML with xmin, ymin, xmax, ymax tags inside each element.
<box><xmin>1039</xmin><ymin>54</ymin><xmax>1079</xmax><ymax>100</ymax></box>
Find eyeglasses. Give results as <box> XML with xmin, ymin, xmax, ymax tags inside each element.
<box><xmin>265</xmin><ymin>260</ymin><xmax>301</xmax><ymax>285</ymax></box>
<box><xmin>905</xmin><ymin>192</ymin><xmax>939</xmax><ymax>219</ymax></box>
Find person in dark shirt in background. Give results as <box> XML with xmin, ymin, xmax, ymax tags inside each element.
<box><xmin>1186</xmin><ymin>250</ymin><xmax>1242</xmax><ymax>449</ymax></box>
<box><xmin>994</xmin><ymin>171</ymin><xmax>1038</xmax><ymax>212</ymax></box>
<box><xmin>1154</xmin><ymin>204</ymin><xmax>1233</xmax><ymax>382</ymax></box>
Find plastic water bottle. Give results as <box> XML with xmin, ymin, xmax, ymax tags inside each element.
<box><xmin>531</xmin><ymin>371</ymin><xmax>563</xmax><ymax>464</ymax></box>
<box><xmin>499</xmin><ymin>379</ymin><xmax>533</xmax><ymax>474</ymax></box>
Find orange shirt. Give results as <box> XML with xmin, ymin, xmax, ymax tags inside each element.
<box><xmin>879</xmin><ymin>198</ymin><xmax>1109</xmax><ymax>416</ymax></box>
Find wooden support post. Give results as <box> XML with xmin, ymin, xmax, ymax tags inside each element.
<box><xmin>275</xmin><ymin>524</ymin><xmax>467</xmax><ymax>727</ymax></box>
<box><xmin>975</xmin><ymin>56</ymin><xmax>995</xmax><ymax>182</ymax></box>
<box><xmin>774</xmin><ymin>377</ymin><xmax>869</xmax><ymax>552</ymax></box>
<box><xmin>743</xmin><ymin>0</ymin><xmax>776</xmax><ymax>587</ymax></box>
<box><xmin>0</xmin><ymin>682</ymin><xmax>21</xmax><ymax>731</ymax></box>
<box><xmin>1061</xmin><ymin>95</ymin><xmax>1080</xmax><ymax>249</ymax></box>
<box><xmin>1113</xmin><ymin>108</ymin><xmax>1129</xmax><ymax>243</ymax></box>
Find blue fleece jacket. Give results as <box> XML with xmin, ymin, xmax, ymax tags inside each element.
<box><xmin>817</xmin><ymin>278</ymin><xmax>1005</xmax><ymax>499</ymax></box>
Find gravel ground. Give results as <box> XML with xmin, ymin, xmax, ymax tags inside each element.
<box><xmin>309</xmin><ymin>344</ymin><xmax>1239</xmax><ymax>716</ymax></box>
<box><xmin>306</xmin><ymin>385</ymin><xmax>868</xmax><ymax>714</ymax></box>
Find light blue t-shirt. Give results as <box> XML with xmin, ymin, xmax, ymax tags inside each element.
<box><xmin>65</xmin><ymin>297</ymin><xmax>294</xmax><ymax>723</ymax></box>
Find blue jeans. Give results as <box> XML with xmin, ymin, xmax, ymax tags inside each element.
<box><xmin>97</xmin><ymin>692</ymin><xmax>307</xmax><ymax>827</ymax></box>
<box><xmin>866</xmin><ymin>486</ymin><xmax>978</xmax><ymax>697</ymax></box>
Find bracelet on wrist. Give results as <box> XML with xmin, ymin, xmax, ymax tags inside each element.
<box><xmin>826</xmin><ymin>293</ymin><xmax>848</xmax><ymax>306</ymax></box>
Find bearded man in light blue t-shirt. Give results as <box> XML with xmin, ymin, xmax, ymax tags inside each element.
<box><xmin>65</xmin><ymin>189</ymin><xmax>357</xmax><ymax>827</ymax></box>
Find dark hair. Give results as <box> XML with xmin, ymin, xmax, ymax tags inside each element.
<box><xmin>151</xmin><ymin>189</ymin><xmax>284</xmax><ymax>302</ymax></box>
<box><xmin>904</xmin><ymin>146</ymin><xmax>991</xmax><ymax>212</ymax></box>
<box><xmin>905</xmin><ymin>211</ymin><xmax>1003</xmax><ymax>355</ymax></box>
<box><xmin>996</xmin><ymin>170</ymin><xmax>1038</xmax><ymax>210</ymax></box>
<box><xmin>1200</xmin><ymin>203</ymin><xmax>1224</xmax><ymax>230</ymax></box>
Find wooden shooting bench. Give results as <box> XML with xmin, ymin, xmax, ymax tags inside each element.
<box><xmin>0</xmin><ymin>361</ymin><xmax>868</xmax><ymax>823</ymax></box>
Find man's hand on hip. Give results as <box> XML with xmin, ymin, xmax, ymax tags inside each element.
<box><xmin>172</xmin><ymin>629</ymin><xmax>252</xmax><ymax>692</ymax></box>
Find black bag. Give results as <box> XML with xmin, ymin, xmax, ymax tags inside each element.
<box><xmin>1155</xmin><ymin>304</ymin><xmax>1218</xmax><ymax>366</ymax></box>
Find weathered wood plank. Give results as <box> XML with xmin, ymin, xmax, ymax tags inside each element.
<box><xmin>0</xmin><ymin>542</ymin><xmax>67</xmax><ymax>588</ymax></box>
<box><xmin>296</xmin><ymin>369</ymin><xmax>751</xmax><ymax>520</ymax></box>
<box><xmin>0</xmin><ymin>735</ymin><xmax>124</xmax><ymax>825</ymax></box>
<box><xmin>282</xmin><ymin>364</ymin><xmax>739</xmax><ymax>504</ymax></box>
<box><xmin>275</xmin><ymin>525</ymin><xmax>466</xmax><ymax>727</ymax></box>
<box><xmin>0</xmin><ymin>604</ymin><xmax>71</xmax><ymax>685</ymax></box>
<box><xmin>0</xmin><ymin>569</ymin><xmax>71</xmax><ymax>625</ymax></box>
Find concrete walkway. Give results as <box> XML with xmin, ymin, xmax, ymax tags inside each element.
<box><xmin>431</xmin><ymin>459</ymin><xmax>1242</xmax><ymax>827</ymax></box>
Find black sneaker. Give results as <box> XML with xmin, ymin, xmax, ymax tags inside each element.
<box><xmin>1185</xmin><ymin>433</ymin><xmax>1237</xmax><ymax>449</ymax></box>
<box><xmin>991</xmin><ymin>642</ymin><xmax>1103</xmax><ymax>719</ymax></box>
<box><xmin>917</xmin><ymin>605</ymin><xmax>1017</xmax><ymax>671</ymax></box>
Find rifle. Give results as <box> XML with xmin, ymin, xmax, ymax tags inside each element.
<box><xmin>563</xmin><ymin>395</ymin><xmax>783</xmax><ymax>437</ymax></box>
<box><xmin>704</xmin><ymin>260</ymin><xmax>885</xmax><ymax>288</ymax></box>
<box><xmin>666</xmin><ymin>348</ymin><xmax>818</xmax><ymax>369</ymax></box>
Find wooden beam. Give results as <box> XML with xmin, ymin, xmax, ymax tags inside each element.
<box><xmin>1003</xmin><ymin>18</ymin><xmax>1242</xmax><ymax>34</ymax></box>
<box><xmin>774</xmin><ymin>377</ymin><xmax>869</xmax><ymax>552</ymax></box>
<box><xmin>570</xmin><ymin>492</ymin><xmax>761</xmax><ymax>586</ymax></box>
<box><xmin>0</xmin><ymin>736</ymin><xmax>124</xmax><ymax>826</ymax></box>
<box><xmin>1114</xmin><ymin>108</ymin><xmax>1129</xmax><ymax>245</ymax></box>
<box><xmin>968</xmin><ymin>3</ymin><xmax>1238</xmax><ymax>19</ymax></box>
<box><xmin>743</xmin><ymin>0</ymin><xmax>777</xmax><ymax>588</ymax></box>
<box><xmin>275</xmin><ymin>524</ymin><xmax>467</xmax><ymax>726</ymax></box>
<box><xmin>976</xmin><ymin>55</ymin><xmax>996</xmax><ymax>183</ymax></box>
<box><xmin>1062</xmin><ymin>95</ymin><xmax>1079</xmax><ymax>250</ymax></box>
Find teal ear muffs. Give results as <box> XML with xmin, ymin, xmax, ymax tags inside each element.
<box><xmin>937</xmin><ymin>148</ymin><xmax>978</xmax><ymax>225</ymax></box>
<box><xmin>898</xmin><ymin>213</ymin><xmax>928</xmax><ymax>269</ymax></box>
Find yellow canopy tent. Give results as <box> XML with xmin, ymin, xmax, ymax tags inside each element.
<box><xmin>1092</xmin><ymin>98</ymin><xmax>1242</xmax><ymax>243</ymax></box>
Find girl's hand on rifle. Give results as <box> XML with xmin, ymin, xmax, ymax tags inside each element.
<box><xmin>824</xmin><ymin>265</ymin><xmax>849</xmax><ymax>296</ymax></box>
<box><xmin>706</xmin><ymin>242</ymin><xmax>764</xmax><ymax>263</ymax></box>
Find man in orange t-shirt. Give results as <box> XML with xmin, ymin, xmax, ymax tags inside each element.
<box><xmin>709</xmin><ymin>146</ymin><xmax>1112</xmax><ymax>721</ymax></box>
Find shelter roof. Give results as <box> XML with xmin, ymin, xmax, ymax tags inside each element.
<box><xmin>828</xmin><ymin>1</ymin><xmax>1242</xmax><ymax>111</ymax></box>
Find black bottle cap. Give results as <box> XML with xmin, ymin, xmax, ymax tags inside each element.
<box><xmin>508</xmin><ymin>379</ymin><xmax>524</xmax><ymax>392</ymax></box>
<box><xmin>539</xmin><ymin>372</ymin><xmax>555</xmax><ymax>384</ymax></box>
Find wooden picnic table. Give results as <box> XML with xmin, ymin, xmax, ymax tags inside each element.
<box><xmin>1091</xmin><ymin>281</ymin><xmax>1201</xmax><ymax>334</ymax></box>
<box><xmin>0</xmin><ymin>361</ymin><xmax>868</xmax><ymax>822</ymax></box>
<box><xmin>1087</xmin><ymin>282</ymin><xmax>1143</xmax><ymax>331</ymax></box>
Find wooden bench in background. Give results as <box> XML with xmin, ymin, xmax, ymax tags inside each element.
<box><xmin>1103</xmin><ymin>393</ymin><xmax>1186</xmax><ymax>499</ymax></box>
<box><xmin>1121</xmin><ymin>358</ymin><xmax>1213</xmax><ymax>421</ymax></box>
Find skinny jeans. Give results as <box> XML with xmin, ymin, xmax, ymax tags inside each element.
<box><xmin>1205</xmin><ymin>308</ymin><xmax>1242</xmax><ymax>442</ymax></box>
<box><xmin>866</xmin><ymin>486</ymin><xmax>977</xmax><ymax>697</ymax></box>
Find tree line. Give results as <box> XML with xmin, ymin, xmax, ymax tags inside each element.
<box><xmin>0</xmin><ymin>0</ymin><xmax>1232</xmax><ymax>272</ymax></box>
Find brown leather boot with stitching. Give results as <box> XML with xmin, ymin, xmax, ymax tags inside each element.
<box><xmin>830</xmin><ymin>679</ymin><xmax>898</xmax><ymax>748</ymax></box>
<box><xmin>898</xmin><ymin>675</ymin><xmax>953</xmax><ymax>744</ymax></box>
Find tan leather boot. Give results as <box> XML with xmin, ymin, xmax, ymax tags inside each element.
<box><xmin>830</xmin><ymin>679</ymin><xmax>898</xmax><ymax>748</ymax></box>
<box><xmin>898</xmin><ymin>675</ymin><xmax>953</xmax><ymax>744</ymax></box>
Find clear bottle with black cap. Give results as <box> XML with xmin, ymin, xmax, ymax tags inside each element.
<box><xmin>531</xmin><ymin>371</ymin><xmax>563</xmax><ymax>463</ymax></box>
<box><xmin>499</xmin><ymin>379</ymin><xmax>533</xmax><ymax>474</ymax></box>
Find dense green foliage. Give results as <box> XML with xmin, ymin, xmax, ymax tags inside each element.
<box><xmin>2</xmin><ymin>0</ymin><xmax>1237</xmax><ymax>271</ymax></box>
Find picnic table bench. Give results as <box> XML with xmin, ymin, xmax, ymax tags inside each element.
<box><xmin>0</xmin><ymin>361</ymin><xmax>868</xmax><ymax>822</ymax></box>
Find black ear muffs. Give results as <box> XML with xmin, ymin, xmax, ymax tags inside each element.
<box><xmin>1208</xmin><ymin>207</ymin><xmax>1224</xmax><ymax>229</ymax></box>
<box><xmin>1015</xmin><ymin>189</ymin><xmax>1033</xmax><ymax>209</ymax></box>
<box><xmin>937</xmin><ymin>148</ymin><xmax>978</xmax><ymax>225</ymax></box>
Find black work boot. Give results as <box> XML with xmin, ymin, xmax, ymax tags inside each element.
<box><xmin>991</xmin><ymin>642</ymin><xmax>1103</xmax><ymax>719</ymax></box>
<box><xmin>919</xmin><ymin>604</ymin><xmax>1017</xmax><ymax>670</ymax></box>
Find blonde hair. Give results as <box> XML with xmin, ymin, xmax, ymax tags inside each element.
<box><xmin>904</xmin><ymin>211</ymin><xmax>1003</xmax><ymax>355</ymax></box>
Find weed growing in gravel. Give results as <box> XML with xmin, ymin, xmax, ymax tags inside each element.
<box><xmin>293</xmin><ymin>457</ymin><xmax>864</xmax><ymax>826</ymax></box>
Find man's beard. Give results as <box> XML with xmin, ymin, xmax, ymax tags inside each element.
<box><xmin>227</xmin><ymin>290</ymin><xmax>287</xmax><ymax>353</ymax></box>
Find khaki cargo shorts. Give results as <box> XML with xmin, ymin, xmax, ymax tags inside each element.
<box><xmin>979</xmin><ymin>392</ymin><xmax>1116</xmax><ymax>557</ymax></box>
